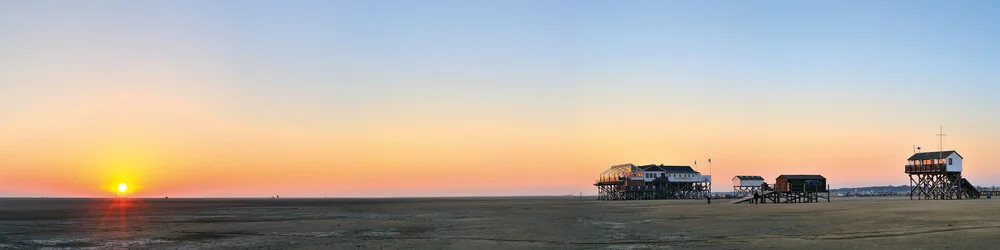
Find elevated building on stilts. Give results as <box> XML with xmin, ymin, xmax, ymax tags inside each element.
<box><xmin>731</xmin><ymin>174</ymin><xmax>830</xmax><ymax>204</ymax></box>
<box><xmin>732</xmin><ymin>176</ymin><xmax>766</xmax><ymax>198</ymax></box>
<box><xmin>595</xmin><ymin>164</ymin><xmax>711</xmax><ymax>200</ymax></box>
<box><xmin>906</xmin><ymin>150</ymin><xmax>979</xmax><ymax>199</ymax></box>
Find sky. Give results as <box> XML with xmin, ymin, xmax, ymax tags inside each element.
<box><xmin>2</xmin><ymin>1</ymin><xmax>1000</xmax><ymax>197</ymax></box>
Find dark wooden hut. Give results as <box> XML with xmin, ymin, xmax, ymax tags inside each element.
<box><xmin>775</xmin><ymin>175</ymin><xmax>827</xmax><ymax>192</ymax></box>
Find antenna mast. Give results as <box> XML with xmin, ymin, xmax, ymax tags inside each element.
<box><xmin>936</xmin><ymin>125</ymin><xmax>947</xmax><ymax>162</ymax></box>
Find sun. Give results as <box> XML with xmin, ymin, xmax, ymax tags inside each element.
<box><xmin>118</xmin><ymin>183</ymin><xmax>128</xmax><ymax>193</ymax></box>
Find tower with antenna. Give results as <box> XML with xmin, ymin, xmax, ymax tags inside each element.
<box><xmin>905</xmin><ymin>126</ymin><xmax>979</xmax><ymax>200</ymax></box>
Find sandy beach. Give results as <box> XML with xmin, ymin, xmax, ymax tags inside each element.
<box><xmin>0</xmin><ymin>197</ymin><xmax>998</xmax><ymax>249</ymax></box>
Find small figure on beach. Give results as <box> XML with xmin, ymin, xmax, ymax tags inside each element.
<box><xmin>753</xmin><ymin>191</ymin><xmax>760</xmax><ymax>204</ymax></box>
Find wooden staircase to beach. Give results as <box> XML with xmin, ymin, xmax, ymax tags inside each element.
<box><xmin>959</xmin><ymin>178</ymin><xmax>979</xmax><ymax>199</ymax></box>
<box><xmin>731</xmin><ymin>191</ymin><xmax>774</xmax><ymax>204</ymax></box>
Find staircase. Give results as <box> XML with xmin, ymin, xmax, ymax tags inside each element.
<box><xmin>731</xmin><ymin>191</ymin><xmax>774</xmax><ymax>204</ymax></box>
<box><xmin>959</xmin><ymin>178</ymin><xmax>980</xmax><ymax>199</ymax></box>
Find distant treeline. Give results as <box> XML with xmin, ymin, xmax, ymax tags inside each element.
<box><xmin>711</xmin><ymin>185</ymin><xmax>912</xmax><ymax>195</ymax></box>
<box><xmin>830</xmin><ymin>185</ymin><xmax>1000</xmax><ymax>194</ymax></box>
<box><xmin>830</xmin><ymin>185</ymin><xmax>911</xmax><ymax>194</ymax></box>
<box><xmin>710</xmin><ymin>185</ymin><xmax>1000</xmax><ymax>196</ymax></box>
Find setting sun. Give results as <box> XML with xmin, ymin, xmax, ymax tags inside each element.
<box><xmin>118</xmin><ymin>183</ymin><xmax>128</xmax><ymax>193</ymax></box>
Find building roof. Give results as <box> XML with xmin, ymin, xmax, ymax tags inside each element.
<box><xmin>733</xmin><ymin>176</ymin><xmax>764</xmax><ymax>180</ymax></box>
<box><xmin>908</xmin><ymin>150</ymin><xmax>962</xmax><ymax>161</ymax></box>
<box><xmin>779</xmin><ymin>175</ymin><xmax>826</xmax><ymax>180</ymax></box>
<box><xmin>637</xmin><ymin>165</ymin><xmax>696</xmax><ymax>173</ymax></box>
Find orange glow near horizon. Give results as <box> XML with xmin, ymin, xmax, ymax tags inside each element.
<box><xmin>1</xmin><ymin>89</ymin><xmax>998</xmax><ymax>198</ymax></box>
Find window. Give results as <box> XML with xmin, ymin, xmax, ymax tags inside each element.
<box><xmin>949</xmin><ymin>158</ymin><xmax>953</xmax><ymax>165</ymax></box>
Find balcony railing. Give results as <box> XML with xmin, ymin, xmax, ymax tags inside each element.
<box><xmin>905</xmin><ymin>164</ymin><xmax>946</xmax><ymax>173</ymax></box>
<box><xmin>620</xmin><ymin>185</ymin><xmax>658</xmax><ymax>192</ymax></box>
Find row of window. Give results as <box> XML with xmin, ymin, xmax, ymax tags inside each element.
<box><xmin>644</xmin><ymin>173</ymin><xmax>697</xmax><ymax>178</ymax></box>
<box><xmin>908</xmin><ymin>158</ymin><xmax>954</xmax><ymax>165</ymax></box>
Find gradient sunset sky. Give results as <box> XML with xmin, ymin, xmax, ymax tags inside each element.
<box><xmin>2</xmin><ymin>1</ymin><xmax>1000</xmax><ymax>197</ymax></box>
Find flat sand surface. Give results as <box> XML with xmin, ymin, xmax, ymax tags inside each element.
<box><xmin>1</xmin><ymin>197</ymin><xmax>999</xmax><ymax>249</ymax></box>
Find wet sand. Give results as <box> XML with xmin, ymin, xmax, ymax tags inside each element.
<box><xmin>1</xmin><ymin>197</ymin><xmax>999</xmax><ymax>249</ymax></box>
